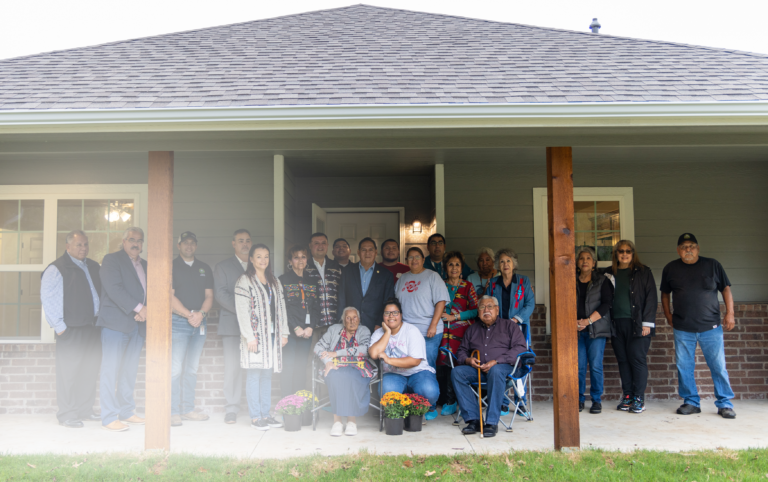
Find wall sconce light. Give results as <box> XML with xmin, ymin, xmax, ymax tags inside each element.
<box><xmin>412</xmin><ymin>217</ymin><xmax>422</xmax><ymax>234</ymax></box>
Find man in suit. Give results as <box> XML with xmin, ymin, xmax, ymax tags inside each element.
<box><xmin>97</xmin><ymin>227</ymin><xmax>147</xmax><ymax>432</ymax></box>
<box><xmin>40</xmin><ymin>230</ymin><xmax>102</xmax><ymax>428</ymax></box>
<box><xmin>213</xmin><ymin>228</ymin><xmax>251</xmax><ymax>424</ymax></box>
<box><xmin>338</xmin><ymin>238</ymin><xmax>395</xmax><ymax>333</ymax></box>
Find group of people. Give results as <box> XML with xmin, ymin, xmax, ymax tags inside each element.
<box><xmin>41</xmin><ymin>225</ymin><xmax>739</xmax><ymax>436</ymax></box>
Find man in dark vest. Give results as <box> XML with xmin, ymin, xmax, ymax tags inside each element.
<box><xmin>41</xmin><ymin>230</ymin><xmax>102</xmax><ymax>428</ymax></box>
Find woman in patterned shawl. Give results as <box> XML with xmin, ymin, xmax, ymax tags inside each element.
<box><xmin>235</xmin><ymin>244</ymin><xmax>289</xmax><ymax>431</ymax></box>
<box><xmin>437</xmin><ymin>251</ymin><xmax>478</xmax><ymax>416</ymax></box>
<box><xmin>314</xmin><ymin>306</ymin><xmax>375</xmax><ymax>437</ymax></box>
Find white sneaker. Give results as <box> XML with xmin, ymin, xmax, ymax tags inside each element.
<box><xmin>344</xmin><ymin>421</ymin><xmax>357</xmax><ymax>436</ymax></box>
<box><xmin>330</xmin><ymin>421</ymin><xmax>343</xmax><ymax>437</ymax></box>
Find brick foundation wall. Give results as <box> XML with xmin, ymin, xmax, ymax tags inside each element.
<box><xmin>2</xmin><ymin>305</ymin><xmax>766</xmax><ymax>415</ymax></box>
<box><xmin>529</xmin><ymin>303</ymin><xmax>768</xmax><ymax>402</ymax></box>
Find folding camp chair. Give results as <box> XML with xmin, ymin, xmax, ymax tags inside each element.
<box><xmin>440</xmin><ymin>322</ymin><xmax>535</xmax><ymax>433</ymax></box>
<box><xmin>310</xmin><ymin>355</ymin><xmax>383</xmax><ymax>432</ymax></box>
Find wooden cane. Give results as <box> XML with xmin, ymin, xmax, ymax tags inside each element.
<box><xmin>471</xmin><ymin>350</ymin><xmax>483</xmax><ymax>438</ymax></box>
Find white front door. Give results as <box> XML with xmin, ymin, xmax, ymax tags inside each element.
<box><xmin>325</xmin><ymin>212</ymin><xmax>400</xmax><ymax>264</ymax></box>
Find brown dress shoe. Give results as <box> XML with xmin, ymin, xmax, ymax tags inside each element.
<box><xmin>171</xmin><ymin>415</ymin><xmax>183</xmax><ymax>427</ymax></box>
<box><xmin>102</xmin><ymin>420</ymin><xmax>129</xmax><ymax>432</ymax></box>
<box><xmin>182</xmin><ymin>411</ymin><xmax>210</xmax><ymax>421</ymax></box>
<box><xmin>120</xmin><ymin>415</ymin><xmax>145</xmax><ymax>425</ymax></box>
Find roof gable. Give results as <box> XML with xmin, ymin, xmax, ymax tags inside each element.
<box><xmin>2</xmin><ymin>4</ymin><xmax>768</xmax><ymax>111</ymax></box>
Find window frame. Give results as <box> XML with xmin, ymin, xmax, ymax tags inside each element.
<box><xmin>0</xmin><ymin>184</ymin><xmax>148</xmax><ymax>343</ymax></box>
<box><xmin>532</xmin><ymin>187</ymin><xmax>635</xmax><ymax>333</ymax></box>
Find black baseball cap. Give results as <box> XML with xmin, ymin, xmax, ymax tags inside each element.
<box><xmin>677</xmin><ymin>233</ymin><xmax>698</xmax><ymax>246</ymax></box>
<box><xmin>178</xmin><ymin>231</ymin><xmax>197</xmax><ymax>244</ymax></box>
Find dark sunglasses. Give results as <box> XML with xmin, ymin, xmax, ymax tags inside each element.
<box><xmin>617</xmin><ymin>249</ymin><xmax>633</xmax><ymax>255</ymax></box>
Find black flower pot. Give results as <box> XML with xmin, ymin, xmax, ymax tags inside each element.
<box><xmin>283</xmin><ymin>414</ymin><xmax>302</xmax><ymax>432</ymax></box>
<box><xmin>301</xmin><ymin>410</ymin><xmax>312</xmax><ymax>426</ymax></box>
<box><xmin>384</xmin><ymin>417</ymin><xmax>404</xmax><ymax>436</ymax></box>
<box><xmin>404</xmin><ymin>414</ymin><xmax>424</xmax><ymax>432</ymax></box>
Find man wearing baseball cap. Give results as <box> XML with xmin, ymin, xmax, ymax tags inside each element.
<box><xmin>660</xmin><ymin>233</ymin><xmax>736</xmax><ymax>419</ymax></box>
<box><xmin>170</xmin><ymin>231</ymin><xmax>214</xmax><ymax>426</ymax></box>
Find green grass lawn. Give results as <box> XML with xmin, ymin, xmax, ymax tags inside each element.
<box><xmin>1</xmin><ymin>448</ymin><xmax>766</xmax><ymax>481</ymax></box>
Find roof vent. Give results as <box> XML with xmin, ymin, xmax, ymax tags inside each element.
<box><xmin>589</xmin><ymin>18</ymin><xmax>601</xmax><ymax>33</ymax></box>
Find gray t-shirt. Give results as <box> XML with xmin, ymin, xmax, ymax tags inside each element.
<box><xmin>369</xmin><ymin>322</ymin><xmax>435</xmax><ymax>376</ymax></box>
<box><xmin>395</xmin><ymin>269</ymin><xmax>451</xmax><ymax>336</ymax></box>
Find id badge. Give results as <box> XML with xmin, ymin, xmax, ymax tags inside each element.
<box><xmin>200</xmin><ymin>324</ymin><xmax>206</xmax><ymax>335</ymax></box>
<box><xmin>305</xmin><ymin>313</ymin><xmax>311</xmax><ymax>325</ymax></box>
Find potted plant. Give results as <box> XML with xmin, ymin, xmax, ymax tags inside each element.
<box><xmin>403</xmin><ymin>394</ymin><xmax>431</xmax><ymax>432</ymax></box>
<box><xmin>380</xmin><ymin>391</ymin><xmax>411</xmax><ymax>436</ymax></box>
<box><xmin>275</xmin><ymin>395</ymin><xmax>308</xmax><ymax>432</ymax></box>
<box><xmin>295</xmin><ymin>390</ymin><xmax>318</xmax><ymax>426</ymax></box>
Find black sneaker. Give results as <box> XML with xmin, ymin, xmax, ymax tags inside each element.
<box><xmin>461</xmin><ymin>420</ymin><xmax>480</xmax><ymax>435</ymax></box>
<box><xmin>265</xmin><ymin>416</ymin><xmax>283</xmax><ymax>428</ymax></box>
<box><xmin>676</xmin><ymin>404</ymin><xmax>701</xmax><ymax>415</ymax></box>
<box><xmin>617</xmin><ymin>395</ymin><xmax>632</xmax><ymax>411</ymax></box>
<box><xmin>590</xmin><ymin>402</ymin><xmax>602</xmax><ymax>414</ymax></box>
<box><xmin>251</xmin><ymin>419</ymin><xmax>269</xmax><ymax>431</ymax></box>
<box><xmin>718</xmin><ymin>408</ymin><xmax>736</xmax><ymax>419</ymax></box>
<box><xmin>629</xmin><ymin>398</ymin><xmax>646</xmax><ymax>413</ymax></box>
<box><xmin>579</xmin><ymin>401</ymin><xmax>585</xmax><ymax>412</ymax></box>
<box><xmin>482</xmin><ymin>424</ymin><xmax>497</xmax><ymax>438</ymax></box>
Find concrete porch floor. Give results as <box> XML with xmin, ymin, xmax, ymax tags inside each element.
<box><xmin>1</xmin><ymin>401</ymin><xmax>766</xmax><ymax>458</ymax></box>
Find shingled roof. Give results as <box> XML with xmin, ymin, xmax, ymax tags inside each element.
<box><xmin>2</xmin><ymin>4</ymin><xmax>768</xmax><ymax>111</ymax></box>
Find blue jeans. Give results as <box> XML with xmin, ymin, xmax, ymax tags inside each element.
<box><xmin>381</xmin><ymin>370</ymin><xmax>439</xmax><ymax>411</ymax></box>
<box><xmin>99</xmin><ymin>326</ymin><xmax>144</xmax><ymax>426</ymax></box>
<box><xmin>674</xmin><ymin>327</ymin><xmax>734</xmax><ymax>409</ymax></box>
<box><xmin>578</xmin><ymin>331</ymin><xmax>606</xmax><ymax>403</ymax></box>
<box><xmin>452</xmin><ymin>363</ymin><xmax>513</xmax><ymax>425</ymax></box>
<box><xmin>424</xmin><ymin>332</ymin><xmax>441</xmax><ymax>369</ymax></box>
<box><xmin>171</xmin><ymin>314</ymin><xmax>207</xmax><ymax>415</ymax></box>
<box><xmin>246</xmin><ymin>368</ymin><xmax>273</xmax><ymax>420</ymax></box>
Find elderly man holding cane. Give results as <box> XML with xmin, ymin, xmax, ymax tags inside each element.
<box><xmin>451</xmin><ymin>296</ymin><xmax>527</xmax><ymax>437</ymax></box>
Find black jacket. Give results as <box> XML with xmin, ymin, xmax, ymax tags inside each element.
<box><xmin>608</xmin><ymin>266</ymin><xmax>658</xmax><ymax>337</ymax></box>
<box><xmin>278</xmin><ymin>269</ymin><xmax>321</xmax><ymax>335</ymax></box>
<box><xmin>576</xmin><ymin>271</ymin><xmax>613</xmax><ymax>339</ymax></box>
<box><xmin>338</xmin><ymin>262</ymin><xmax>395</xmax><ymax>332</ymax></box>
<box><xmin>97</xmin><ymin>249</ymin><xmax>147</xmax><ymax>336</ymax></box>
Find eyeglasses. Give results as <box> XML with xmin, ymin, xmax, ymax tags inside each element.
<box><xmin>617</xmin><ymin>249</ymin><xmax>633</xmax><ymax>255</ymax></box>
<box><xmin>680</xmin><ymin>244</ymin><xmax>698</xmax><ymax>251</ymax></box>
<box><xmin>383</xmin><ymin>311</ymin><xmax>401</xmax><ymax>317</ymax></box>
<box><xmin>428</xmin><ymin>241</ymin><xmax>445</xmax><ymax>246</ymax></box>
<box><xmin>478</xmin><ymin>305</ymin><xmax>497</xmax><ymax>311</ymax></box>
<box><xmin>406</xmin><ymin>256</ymin><xmax>423</xmax><ymax>261</ymax></box>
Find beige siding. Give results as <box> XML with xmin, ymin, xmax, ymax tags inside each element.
<box><xmin>445</xmin><ymin>158</ymin><xmax>768</xmax><ymax>302</ymax></box>
<box><xmin>0</xmin><ymin>151</ymin><xmax>274</xmax><ymax>269</ymax></box>
<box><xmin>173</xmin><ymin>152</ymin><xmax>273</xmax><ymax>267</ymax></box>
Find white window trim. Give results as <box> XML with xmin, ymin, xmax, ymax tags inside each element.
<box><xmin>532</xmin><ymin>187</ymin><xmax>635</xmax><ymax>333</ymax></box>
<box><xmin>0</xmin><ymin>184</ymin><xmax>148</xmax><ymax>343</ymax></box>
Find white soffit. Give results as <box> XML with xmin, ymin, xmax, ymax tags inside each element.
<box><xmin>1</xmin><ymin>102</ymin><xmax>768</xmax><ymax>134</ymax></box>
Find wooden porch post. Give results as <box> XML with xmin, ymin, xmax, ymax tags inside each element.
<box><xmin>546</xmin><ymin>147</ymin><xmax>580</xmax><ymax>451</ymax></box>
<box><xmin>145</xmin><ymin>151</ymin><xmax>174</xmax><ymax>451</ymax></box>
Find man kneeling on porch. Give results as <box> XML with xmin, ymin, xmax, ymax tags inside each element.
<box><xmin>452</xmin><ymin>295</ymin><xmax>527</xmax><ymax>437</ymax></box>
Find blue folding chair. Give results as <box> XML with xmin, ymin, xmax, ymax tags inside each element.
<box><xmin>440</xmin><ymin>322</ymin><xmax>535</xmax><ymax>433</ymax></box>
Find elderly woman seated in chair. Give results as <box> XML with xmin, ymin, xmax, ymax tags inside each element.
<box><xmin>314</xmin><ymin>306</ymin><xmax>376</xmax><ymax>437</ymax></box>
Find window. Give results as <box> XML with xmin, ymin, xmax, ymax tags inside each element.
<box><xmin>574</xmin><ymin>201</ymin><xmax>621</xmax><ymax>267</ymax></box>
<box><xmin>532</xmin><ymin>187</ymin><xmax>635</xmax><ymax>332</ymax></box>
<box><xmin>57</xmin><ymin>199</ymin><xmax>135</xmax><ymax>264</ymax></box>
<box><xmin>0</xmin><ymin>185</ymin><xmax>147</xmax><ymax>342</ymax></box>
